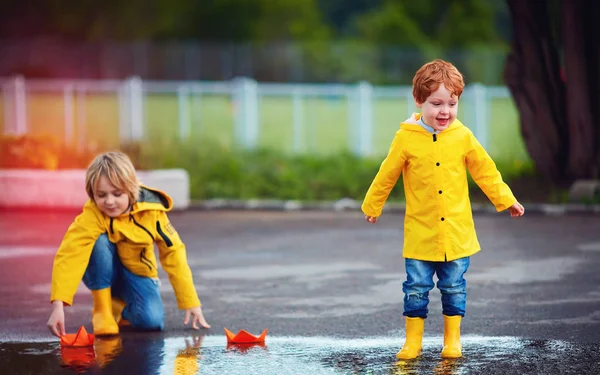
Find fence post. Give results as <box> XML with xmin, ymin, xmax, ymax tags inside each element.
<box><xmin>292</xmin><ymin>88</ymin><xmax>304</xmax><ymax>153</ymax></box>
<box><xmin>2</xmin><ymin>80</ymin><xmax>10</xmax><ymax>135</ymax></box>
<box><xmin>118</xmin><ymin>77</ymin><xmax>144</xmax><ymax>144</ymax></box>
<box><xmin>233</xmin><ymin>77</ymin><xmax>258</xmax><ymax>149</ymax></box>
<box><xmin>76</xmin><ymin>87</ymin><xmax>87</xmax><ymax>152</ymax></box>
<box><xmin>63</xmin><ymin>84</ymin><xmax>75</xmax><ymax>145</ymax></box>
<box><xmin>177</xmin><ymin>84</ymin><xmax>191</xmax><ymax>141</ymax></box>
<box><xmin>14</xmin><ymin>76</ymin><xmax>27</xmax><ymax>135</ymax></box>
<box><xmin>470</xmin><ymin>83</ymin><xmax>488</xmax><ymax>150</ymax></box>
<box><xmin>406</xmin><ymin>90</ymin><xmax>416</xmax><ymax>118</ymax></box>
<box><xmin>3</xmin><ymin>76</ymin><xmax>28</xmax><ymax>135</ymax></box>
<box><xmin>128</xmin><ymin>77</ymin><xmax>144</xmax><ymax>141</ymax></box>
<box><xmin>352</xmin><ymin>81</ymin><xmax>373</xmax><ymax>156</ymax></box>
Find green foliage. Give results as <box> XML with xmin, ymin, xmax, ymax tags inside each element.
<box><xmin>1</xmin><ymin>134</ymin><xmax>570</xmax><ymax>204</ymax></box>
<box><xmin>354</xmin><ymin>0</ymin><xmax>506</xmax><ymax>48</ymax></box>
<box><xmin>125</xmin><ymin>138</ymin><xmax>542</xmax><ymax>202</ymax></box>
<box><xmin>127</xmin><ymin>139</ymin><xmax>401</xmax><ymax>201</ymax></box>
<box><xmin>251</xmin><ymin>0</ymin><xmax>332</xmax><ymax>42</ymax></box>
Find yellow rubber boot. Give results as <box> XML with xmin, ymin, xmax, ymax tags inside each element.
<box><xmin>441</xmin><ymin>315</ymin><xmax>462</xmax><ymax>358</ymax></box>
<box><xmin>396</xmin><ymin>317</ymin><xmax>425</xmax><ymax>360</ymax></box>
<box><xmin>91</xmin><ymin>288</ymin><xmax>119</xmax><ymax>336</ymax></box>
<box><xmin>112</xmin><ymin>298</ymin><xmax>130</xmax><ymax>327</ymax></box>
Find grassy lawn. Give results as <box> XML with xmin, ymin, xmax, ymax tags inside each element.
<box><xmin>1</xmin><ymin>91</ymin><xmax>529</xmax><ymax>167</ymax></box>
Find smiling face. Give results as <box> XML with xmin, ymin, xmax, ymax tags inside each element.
<box><xmin>93</xmin><ymin>175</ymin><xmax>131</xmax><ymax>217</ymax></box>
<box><xmin>416</xmin><ymin>83</ymin><xmax>459</xmax><ymax>132</ymax></box>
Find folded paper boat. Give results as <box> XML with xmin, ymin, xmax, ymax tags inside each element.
<box><xmin>224</xmin><ymin>328</ymin><xmax>268</xmax><ymax>344</ymax></box>
<box><xmin>60</xmin><ymin>326</ymin><xmax>95</xmax><ymax>347</ymax></box>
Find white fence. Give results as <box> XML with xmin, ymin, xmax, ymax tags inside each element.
<box><xmin>1</xmin><ymin>76</ymin><xmax>513</xmax><ymax>156</ymax></box>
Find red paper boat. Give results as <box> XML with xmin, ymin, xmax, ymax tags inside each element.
<box><xmin>60</xmin><ymin>326</ymin><xmax>95</xmax><ymax>347</ymax></box>
<box><xmin>224</xmin><ymin>328</ymin><xmax>268</xmax><ymax>344</ymax></box>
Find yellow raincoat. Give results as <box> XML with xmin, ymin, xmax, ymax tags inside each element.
<box><xmin>51</xmin><ymin>186</ymin><xmax>201</xmax><ymax>309</ymax></box>
<box><xmin>362</xmin><ymin>113</ymin><xmax>516</xmax><ymax>261</ymax></box>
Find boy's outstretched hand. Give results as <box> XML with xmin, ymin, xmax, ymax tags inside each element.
<box><xmin>47</xmin><ymin>300</ymin><xmax>66</xmax><ymax>337</ymax></box>
<box><xmin>364</xmin><ymin>215</ymin><xmax>378</xmax><ymax>224</ymax></box>
<box><xmin>184</xmin><ymin>306</ymin><xmax>211</xmax><ymax>330</ymax></box>
<box><xmin>508</xmin><ymin>202</ymin><xmax>525</xmax><ymax>217</ymax></box>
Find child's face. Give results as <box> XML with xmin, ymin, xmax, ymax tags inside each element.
<box><xmin>416</xmin><ymin>83</ymin><xmax>459</xmax><ymax>132</ymax></box>
<box><xmin>93</xmin><ymin>175</ymin><xmax>130</xmax><ymax>217</ymax></box>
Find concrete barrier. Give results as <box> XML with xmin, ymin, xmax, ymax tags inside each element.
<box><xmin>0</xmin><ymin>169</ymin><xmax>190</xmax><ymax>210</ymax></box>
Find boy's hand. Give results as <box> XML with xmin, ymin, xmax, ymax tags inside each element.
<box><xmin>184</xmin><ymin>306</ymin><xmax>211</xmax><ymax>329</ymax></box>
<box><xmin>47</xmin><ymin>301</ymin><xmax>66</xmax><ymax>337</ymax></box>
<box><xmin>364</xmin><ymin>215</ymin><xmax>378</xmax><ymax>224</ymax></box>
<box><xmin>508</xmin><ymin>202</ymin><xmax>525</xmax><ymax>217</ymax></box>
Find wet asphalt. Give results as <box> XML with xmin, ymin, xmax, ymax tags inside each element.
<box><xmin>0</xmin><ymin>209</ymin><xmax>599</xmax><ymax>374</ymax></box>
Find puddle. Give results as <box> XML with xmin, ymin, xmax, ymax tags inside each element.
<box><xmin>1</xmin><ymin>335</ymin><xmax>599</xmax><ymax>374</ymax></box>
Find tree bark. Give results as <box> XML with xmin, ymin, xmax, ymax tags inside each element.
<box><xmin>562</xmin><ymin>0</ymin><xmax>600</xmax><ymax>179</ymax></box>
<box><xmin>504</xmin><ymin>0</ymin><xmax>569</xmax><ymax>184</ymax></box>
<box><xmin>505</xmin><ymin>0</ymin><xmax>600</xmax><ymax>184</ymax></box>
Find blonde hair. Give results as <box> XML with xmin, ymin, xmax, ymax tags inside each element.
<box><xmin>412</xmin><ymin>59</ymin><xmax>465</xmax><ymax>104</ymax></box>
<box><xmin>85</xmin><ymin>151</ymin><xmax>140</xmax><ymax>204</ymax></box>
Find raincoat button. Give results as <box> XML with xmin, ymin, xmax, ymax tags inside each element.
<box><xmin>441</xmin><ymin>217</ymin><xmax>445</xmax><ymax>221</ymax></box>
<box><xmin>439</xmin><ymin>190</ymin><xmax>442</xmax><ymax>194</ymax></box>
<box><xmin>436</xmin><ymin>162</ymin><xmax>440</xmax><ymax>166</ymax></box>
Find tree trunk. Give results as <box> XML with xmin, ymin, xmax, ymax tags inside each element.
<box><xmin>562</xmin><ymin>0</ymin><xmax>600</xmax><ymax>179</ymax></box>
<box><xmin>504</xmin><ymin>0</ymin><xmax>569</xmax><ymax>185</ymax></box>
<box><xmin>505</xmin><ymin>0</ymin><xmax>600</xmax><ymax>185</ymax></box>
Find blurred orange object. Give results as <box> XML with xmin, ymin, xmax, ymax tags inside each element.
<box><xmin>60</xmin><ymin>346</ymin><xmax>95</xmax><ymax>372</ymax></box>
<box><xmin>224</xmin><ymin>328</ymin><xmax>268</xmax><ymax>344</ymax></box>
<box><xmin>60</xmin><ymin>326</ymin><xmax>95</xmax><ymax>347</ymax></box>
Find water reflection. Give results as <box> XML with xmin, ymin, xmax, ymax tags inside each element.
<box><xmin>59</xmin><ymin>336</ymin><xmax>126</xmax><ymax>373</ymax></box>
<box><xmin>392</xmin><ymin>359</ymin><xmax>421</xmax><ymax>375</ymax></box>
<box><xmin>432</xmin><ymin>359</ymin><xmax>462</xmax><ymax>375</ymax></box>
<box><xmin>226</xmin><ymin>342</ymin><xmax>267</xmax><ymax>354</ymax></box>
<box><xmin>59</xmin><ymin>334</ymin><xmax>206</xmax><ymax>375</ymax></box>
<box><xmin>392</xmin><ymin>358</ymin><xmax>464</xmax><ymax>375</ymax></box>
<box><xmin>0</xmin><ymin>335</ymin><xmax>595</xmax><ymax>374</ymax></box>
<box><xmin>59</xmin><ymin>346</ymin><xmax>95</xmax><ymax>373</ymax></box>
<box><xmin>173</xmin><ymin>336</ymin><xmax>204</xmax><ymax>375</ymax></box>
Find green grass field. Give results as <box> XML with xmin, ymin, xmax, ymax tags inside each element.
<box><xmin>1</xmin><ymin>92</ymin><xmax>530</xmax><ymax>167</ymax></box>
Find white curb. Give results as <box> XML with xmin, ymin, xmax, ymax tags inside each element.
<box><xmin>0</xmin><ymin>169</ymin><xmax>190</xmax><ymax>210</ymax></box>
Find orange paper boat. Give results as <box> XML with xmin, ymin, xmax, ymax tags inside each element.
<box><xmin>224</xmin><ymin>328</ymin><xmax>268</xmax><ymax>344</ymax></box>
<box><xmin>60</xmin><ymin>326</ymin><xmax>95</xmax><ymax>347</ymax></box>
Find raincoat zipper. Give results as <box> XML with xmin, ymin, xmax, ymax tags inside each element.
<box><xmin>130</xmin><ymin>214</ymin><xmax>155</xmax><ymax>271</ymax></box>
<box><xmin>156</xmin><ymin>221</ymin><xmax>173</xmax><ymax>247</ymax></box>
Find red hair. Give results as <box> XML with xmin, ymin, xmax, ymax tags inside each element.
<box><xmin>412</xmin><ymin>59</ymin><xmax>464</xmax><ymax>104</ymax></box>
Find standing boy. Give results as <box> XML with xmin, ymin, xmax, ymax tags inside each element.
<box><xmin>362</xmin><ymin>59</ymin><xmax>524</xmax><ymax>359</ymax></box>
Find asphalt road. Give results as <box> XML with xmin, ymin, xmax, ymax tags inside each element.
<box><xmin>1</xmin><ymin>209</ymin><xmax>599</xmax><ymax>374</ymax></box>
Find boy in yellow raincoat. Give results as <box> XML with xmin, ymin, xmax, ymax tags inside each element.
<box><xmin>362</xmin><ymin>59</ymin><xmax>524</xmax><ymax>360</ymax></box>
<box><xmin>47</xmin><ymin>151</ymin><xmax>210</xmax><ymax>338</ymax></box>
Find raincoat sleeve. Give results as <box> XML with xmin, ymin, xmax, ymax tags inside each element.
<box><xmin>51</xmin><ymin>201</ymin><xmax>106</xmax><ymax>306</ymax></box>
<box><xmin>362</xmin><ymin>130</ymin><xmax>407</xmax><ymax>217</ymax></box>
<box><xmin>465</xmin><ymin>130</ymin><xmax>517</xmax><ymax>211</ymax></box>
<box><xmin>154</xmin><ymin>211</ymin><xmax>201</xmax><ymax>309</ymax></box>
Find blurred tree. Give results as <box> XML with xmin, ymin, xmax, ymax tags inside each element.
<box><xmin>252</xmin><ymin>0</ymin><xmax>331</xmax><ymax>42</ymax></box>
<box><xmin>353</xmin><ymin>0</ymin><xmax>505</xmax><ymax>47</ymax></box>
<box><xmin>0</xmin><ymin>0</ymin><xmax>331</xmax><ymax>42</ymax></box>
<box><xmin>318</xmin><ymin>0</ymin><xmax>383</xmax><ymax>36</ymax></box>
<box><xmin>505</xmin><ymin>0</ymin><xmax>599</xmax><ymax>185</ymax></box>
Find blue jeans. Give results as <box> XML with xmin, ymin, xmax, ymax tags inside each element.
<box><xmin>402</xmin><ymin>257</ymin><xmax>470</xmax><ymax>318</ymax></box>
<box><xmin>82</xmin><ymin>233</ymin><xmax>165</xmax><ymax>331</ymax></box>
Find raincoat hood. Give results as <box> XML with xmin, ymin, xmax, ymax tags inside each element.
<box><xmin>109</xmin><ymin>185</ymin><xmax>174</xmax><ymax>216</ymax></box>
